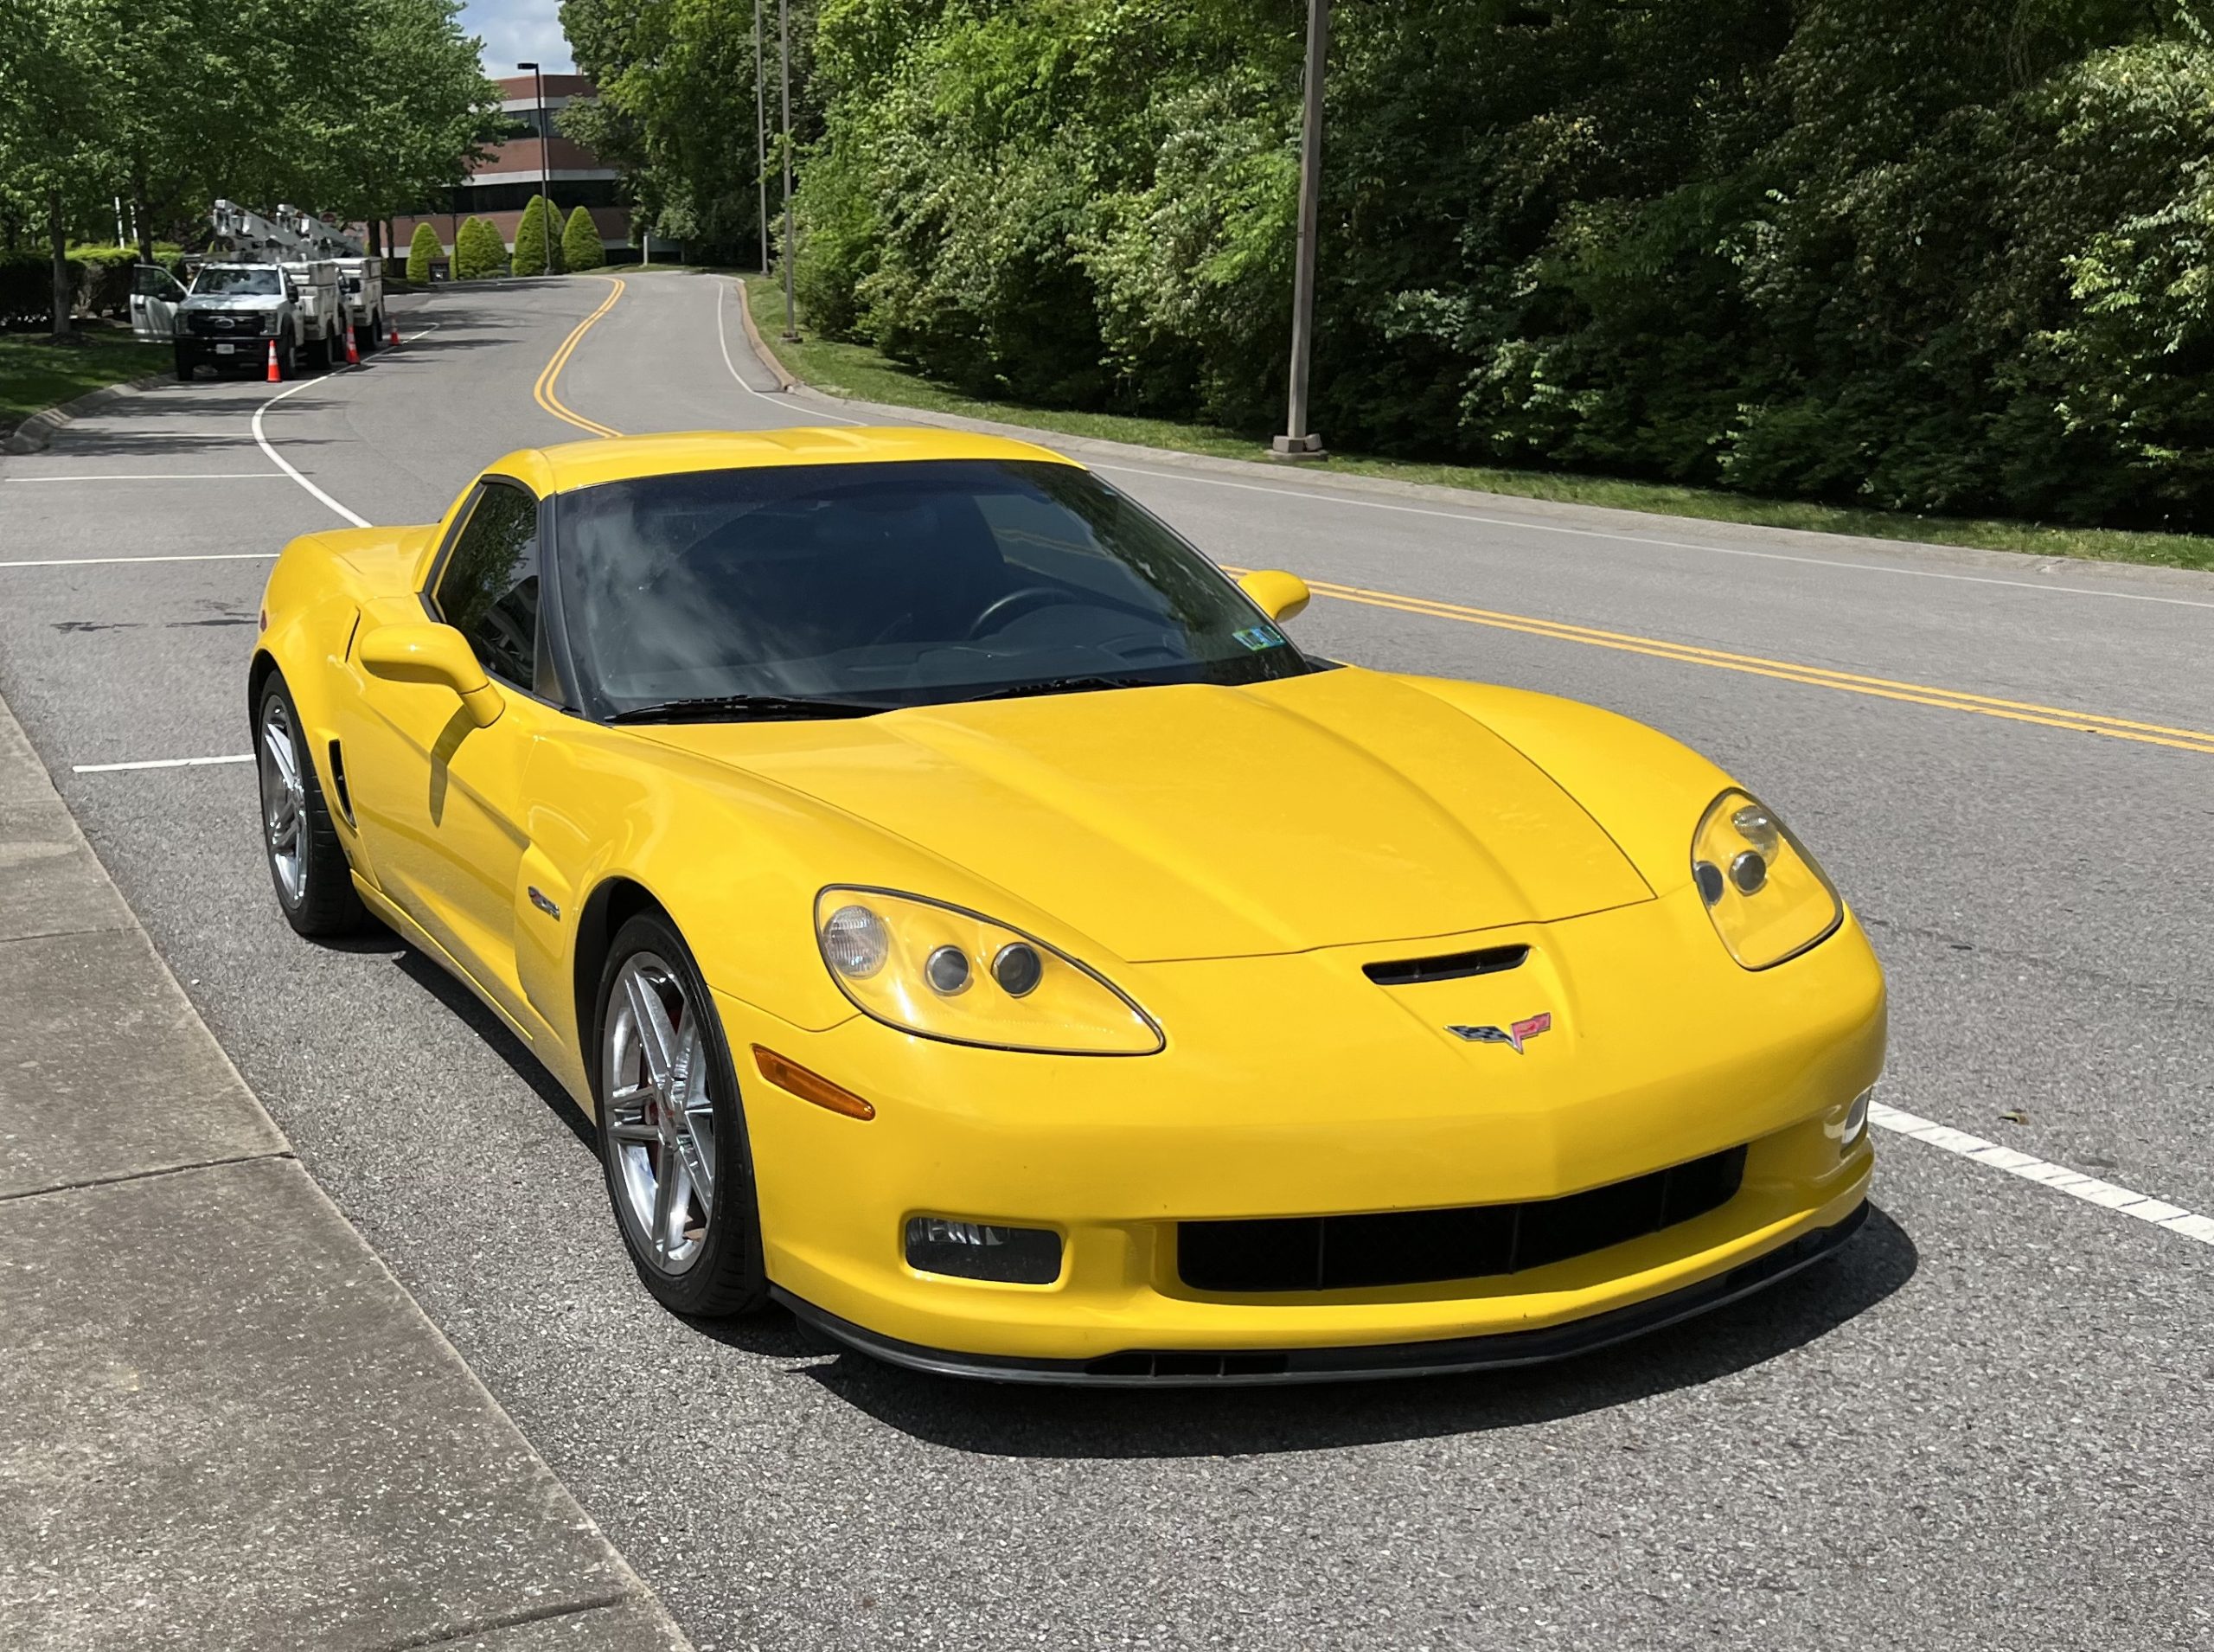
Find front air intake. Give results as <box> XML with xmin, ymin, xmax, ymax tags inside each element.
<box><xmin>1177</xmin><ymin>1147</ymin><xmax>1748</xmax><ymax>1293</ymax></box>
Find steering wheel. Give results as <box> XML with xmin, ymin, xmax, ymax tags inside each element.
<box><xmin>965</xmin><ymin>586</ymin><xmax>1083</xmax><ymax>640</ymax></box>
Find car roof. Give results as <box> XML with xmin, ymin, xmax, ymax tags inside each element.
<box><xmin>486</xmin><ymin>426</ymin><xmax>1084</xmax><ymax>496</ymax></box>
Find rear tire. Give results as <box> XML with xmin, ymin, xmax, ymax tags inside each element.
<box><xmin>594</xmin><ymin>912</ymin><xmax>771</xmax><ymax>1319</ymax></box>
<box><xmin>255</xmin><ymin>674</ymin><xmax>366</xmax><ymax>938</ymax></box>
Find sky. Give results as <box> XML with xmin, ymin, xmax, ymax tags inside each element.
<box><xmin>461</xmin><ymin>0</ymin><xmax>575</xmax><ymax>77</ymax></box>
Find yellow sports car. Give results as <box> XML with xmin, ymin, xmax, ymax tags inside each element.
<box><xmin>251</xmin><ymin>427</ymin><xmax>1884</xmax><ymax>1383</ymax></box>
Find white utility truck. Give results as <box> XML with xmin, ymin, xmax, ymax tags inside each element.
<box><xmin>277</xmin><ymin>202</ymin><xmax>387</xmax><ymax>352</ymax></box>
<box><xmin>138</xmin><ymin>201</ymin><xmax>355</xmax><ymax>379</ymax></box>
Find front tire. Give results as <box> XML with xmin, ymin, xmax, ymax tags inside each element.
<box><xmin>595</xmin><ymin>912</ymin><xmax>770</xmax><ymax>1318</ymax></box>
<box><xmin>255</xmin><ymin>675</ymin><xmax>365</xmax><ymax>937</ymax></box>
<box><xmin>173</xmin><ymin>345</ymin><xmax>193</xmax><ymax>381</ymax></box>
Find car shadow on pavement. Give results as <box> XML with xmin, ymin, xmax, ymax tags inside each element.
<box><xmin>382</xmin><ymin>944</ymin><xmax>599</xmax><ymax>1151</ymax></box>
<box><xmin>779</xmin><ymin>1207</ymin><xmax>1919</xmax><ymax>1457</ymax></box>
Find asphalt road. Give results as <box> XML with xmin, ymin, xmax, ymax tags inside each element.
<box><xmin>3</xmin><ymin>272</ymin><xmax>2209</xmax><ymax>1651</ymax></box>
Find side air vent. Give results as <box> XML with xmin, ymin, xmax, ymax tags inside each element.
<box><xmin>327</xmin><ymin>740</ymin><xmax>355</xmax><ymax>827</ymax></box>
<box><xmin>1362</xmin><ymin>944</ymin><xmax>1528</xmax><ymax>987</ymax></box>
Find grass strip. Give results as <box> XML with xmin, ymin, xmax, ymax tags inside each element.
<box><xmin>739</xmin><ymin>274</ymin><xmax>2214</xmax><ymax>574</ymax></box>
<box><xmin>0</xmin><ymin>330</ymin><xmax>172</xmax><ymax>432</ymax></box>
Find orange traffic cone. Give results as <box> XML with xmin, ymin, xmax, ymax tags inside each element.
<box><xmin>344</xmin><ymin>326</ymin><xmax>360</xmax><ymax>365</ymax></box>
<box><xmin>265</xmin><ymin>339</ymin><xmax>280</xmax><ymax>382</ymax></box>
<box><xmin>387</xmin><ymin>317</ymin><xmax>401</xmax><ymax>347</ymax></box>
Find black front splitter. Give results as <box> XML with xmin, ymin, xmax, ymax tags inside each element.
<box><xmin>772</xmin><ymin>1199</ymin><xmax>1869</xmax><ymax>1387</ymax></box>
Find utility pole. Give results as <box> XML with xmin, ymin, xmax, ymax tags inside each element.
<box><xmin>755</xmin><ymin>0</ymin><xmax>770</xmax><ymax>278</ymax></box>
<box><xmin>1271</xmin><ymin>0</ymin><xmax>1329</xmax><ymax>461</ymax></box>
<box><xmin>779</xmin><ymin>0</ymin><xmax>798</xmax><ymax>339</ymax></box>
<box><xmin>520</xmin><ymin>61</ymin><xmax>556</xmax><ymax>273</ymax></box>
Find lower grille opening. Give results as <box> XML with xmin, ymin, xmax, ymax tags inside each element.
<box><xmin>1177</xmin><ymin>1146</ymin><xmax>1748</xmax><ymax>1294</ymax></box>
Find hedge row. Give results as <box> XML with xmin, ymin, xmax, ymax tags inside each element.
<box><xmin>0</xmin><ymin>246</ymin><xmax>189</xmax><ymax>326</ymax></box>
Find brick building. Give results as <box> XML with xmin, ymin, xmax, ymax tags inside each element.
<box><xmin>388</xmin><ymin>74</ymin><xmax>631</xmax><ymax>260</ymax></box>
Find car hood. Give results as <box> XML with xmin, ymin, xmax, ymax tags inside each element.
<box><xmin>184</xmin><ymin>295</ymin><xmax>283</xmax><ymax>310</ymax></box>
<box><xmin>634</xmin><ymin>667</ymin><xmax>1654</xmax><ymax>962</ymax></box>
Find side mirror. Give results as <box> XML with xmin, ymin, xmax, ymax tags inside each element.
<box><xmin>359</xmin><ymin>622</ymin><xmax>503</xmax><ymax>728</ymax></box>
<box><xmin>1238</xmin><ymin>568</ymin><xmax>1310</xmax><ymax>624</ymax></box>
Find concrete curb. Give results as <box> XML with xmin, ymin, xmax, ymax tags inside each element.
<box><xmin>723</xmin><ymin>285</ymin><xmax>2214</xmax><ymax>599</ymax></box>
<box><xmin>731</xmin><ymin>276</ymin><xmax>799</xmax><ymax>392</ymax></box>
<box><xmin>3</xmin><ymin>370</ymin><xmax>172</xmax><ymax>455</ymax></box>
<box><xmin>0</xmin><ymin>691</ymin><xmax>695</xmax><ymax>1652</ymax></box>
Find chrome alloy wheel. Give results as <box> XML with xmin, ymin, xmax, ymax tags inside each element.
<box><xmin>602</xmin><ymin>953</ymin><xmax>719</xmax><ymax>1274</ymax></box>
<box><xmin>258</xmin><ymin>696</ymin><xmax>308</xmax><ymax>906</ymax></box>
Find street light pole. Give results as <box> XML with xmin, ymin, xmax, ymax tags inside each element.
<box><xmin>1272</xmin><ymin>0</ymin><xmax>1330</xmax><ymax>461</ymax></box>
<box><xmin>755</xmin><ymin>0</ymin><xmax>770</xmax><ymax>278</ymax></box>
<box><xmin>779</xmin><ymin>0</ymin><xmax>797</xmax><ymax>339</ymax></box>
<box><xmin>519</xmin><ymin>61</ymin><xmax>555</xmax><ymax>274</ymax></box>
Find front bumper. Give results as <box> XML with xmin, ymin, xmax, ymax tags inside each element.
<box><xmin>722</xmin><ymin>891</ymin><xmax>1887</xmax><ymax>1375</ymax></box>
<box><xmin>778</xmin><ymin>1200</ymin><xmax>1868</xmax><ymax>1385</ymax></box>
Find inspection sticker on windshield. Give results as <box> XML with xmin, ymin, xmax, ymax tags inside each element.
<box><xmin>1233</xmin><ymin>624</ymin><xmax>1285</xmax><ymax>651</ymax></box>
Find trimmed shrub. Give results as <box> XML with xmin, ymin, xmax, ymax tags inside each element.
<box><xmin>453</xmin><ymin>217</ymin><xmax>507</xmax><ymax>280</ymax></box>
<box><xmin>406</xmin><ymin>222</ymin><xmax>440</xmax><ymax>283</ymax></box>
<box><xmin>561</xmin><ymin>206</ymin><xmax>605</xmax><ymax>272</ymax></box>
<box><xmin>511</xmin><ymin>196</ymin><xmax>565</xmax><ymax>277</ymax></box>
<box><xmin>0</xmin><ymin>250</ymin><xmax>49</xmax><ymax>324</ymax></box>
<box><xmin>65</xmin><ymin>247</ymin><xmax>138</xmax><ymax>317</ymax></box>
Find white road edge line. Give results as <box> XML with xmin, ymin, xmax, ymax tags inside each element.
<box><xmin>249</xmin><ymin>324</ymin><xmax>442</xmax><ymax>529</ymax></box>
<box><xmin>1091</xmin><ymin>460</ymin><xmax>2214</xmax><ymax>613</ymax></box>
<box><xmin>3</xmin><ymin>551</ymin><xmax>275</xmax><ymax>568</ymax></box>
<box><xmin>1871</xmin><ymin>1100</ymin><xmax>2214</xmax><ymax>1245</ymax></box>
<box><xmin>73</xmin><ymin>753</ymin><xmax>253</xmax><ymax>773</ymax></box>
<box><xmin>714</xmin><ymin>281</ymin><xmax>865</xmax><ymax>426</ymax></box>
<box><xmin>6</xmin><ymin>473</ymin><xmax>289</xmax><ymax>483</ymax></box>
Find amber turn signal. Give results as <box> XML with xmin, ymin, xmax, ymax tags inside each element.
<box><xmin>752</xmin><ymin>1045</ymin><xmax>876</xmax><ymax>1120</ymax></box>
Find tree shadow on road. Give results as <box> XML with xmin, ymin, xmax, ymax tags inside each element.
<box><xmin>777</xmin><ymin>1206</ymin><xmax>1918</xmax><ymax>1457</ymax></box>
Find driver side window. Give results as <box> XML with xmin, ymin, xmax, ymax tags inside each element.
<box><xmin>435</xmin><ymin>483</ymin><xmax>542</xmax><ymax>691</ymax></box>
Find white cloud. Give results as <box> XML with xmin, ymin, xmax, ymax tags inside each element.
<box><xmin>460</xmin><ymin>0</ymin><xmax>575</xmax><ymax>76</ymax></box>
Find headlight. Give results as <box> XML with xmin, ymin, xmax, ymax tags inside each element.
<box><xmin>1691</xmin><ymin>791</ymin><xmax>1841</xmax><ymax>969</ymax></box>
<box><xmin>814</xmin><ymin>887</ymin><xmax>1163</xmax><ymax>1054</ymax></box>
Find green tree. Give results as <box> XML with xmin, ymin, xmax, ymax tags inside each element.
<box><xmin>406</xmin><ymin>220</ymin><xmax>440</xmax><ymax>282</ymax></box>
<box><xmin>512</xmin><ymin>194</ymin><xmax>563</xmax><ymax>276</ymax></box>
<box><xmin>791</xmin><ymin>0</ymin><xmax>2214</xmax><ymax>530</ymax></box>
<box><xmin>451</xmin><ymin>215</ymin><xmax>503</xmax><ymax>279</ymax></box>
<box><xmin>561</xmin><ymin>0</ymin><xmax>805</xmax><ymax>260</ymax></box>
<box><xmin>561</xmin><ymin>204</ymin><xmax>605</xmax><ymax>271</ymax></box>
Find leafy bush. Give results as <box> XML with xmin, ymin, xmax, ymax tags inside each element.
<box><xmin>0</xmin><ymin>252</ymin><xmax>54</xmax><ymax>326</ymax></box>
<box><xmin>406</xmin><ymin>222</ymin><xmax>441</xmax><ymax>284</ymax></box>
<box><xmin>797</xmin><ymin>0</ymin><xmax>2214</xmax><ymax>529</ymax></box>
<box><xmin>512</xmin><ymin>195</ymin><xmax>565</xmax><ymax>276</ymax></box>
<box><xmin>562</xmin><ymin>206</ymin><xmax>606</xmax><ymax>271</ymax></box>
<box><xmin>452</xmin><ymin>217</ymin><xmax>508</xmax><ymax>279</ymax></box>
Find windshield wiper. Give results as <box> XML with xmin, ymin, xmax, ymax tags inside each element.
<box><xmin>963</xmin><ymin>674</ymin><xmax>1164</xmax><ymax>702</ymax></box>
<box><xmin>607</xmin><ymin>693</ymin><xmax>894</xmax><ymax>725</ymax></box>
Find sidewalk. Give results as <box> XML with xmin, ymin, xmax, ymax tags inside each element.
<box><xmin>0</xmin><ymin>694</ymin><xmax>691</xmax><ymax>1650</ymax></box>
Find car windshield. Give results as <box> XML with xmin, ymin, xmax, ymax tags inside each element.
<box><xmin>556</xmin><ymin>459</ymin><xmax>1315</xmax><ymax>717</ymax></box>
<box><xmin>191</xmin><ymin>266</ymin><xmax>280</xmax><ymax>296</ymax></box>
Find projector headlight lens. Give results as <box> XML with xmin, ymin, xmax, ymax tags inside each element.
<box><xmin>814</xmin><ymin>887</ymin><xmax>1162</xmax><ymax>1053</ymax></box>
<box><xmin>1692</xmin><ymin>790</ymin><xmax>1843</xmax><ymax>969</ymax></box>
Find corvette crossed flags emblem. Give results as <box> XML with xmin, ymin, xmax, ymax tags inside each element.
<box><xmin>1447</xmin><ymin>1013</ymin><xmax>1554</xmax><ymax>1053</ymax></box>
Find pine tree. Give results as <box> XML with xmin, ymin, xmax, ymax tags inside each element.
<box><xmin>512</xmin><ymin>195</ymin><xmax>564</xmax><ymax>276</ymax></box>
<box><xmin>561</xmin><ymin>205</ymin><xmax>605</xmax><ymax>272</ymax></box>
<box><xmin>406</xmin><ymin>221</ymin><xmax>439</xmax><ymax>284</ymax></box>
<box><xmin>453</xmin><ymin>217</ymin><xmax>506</xmax><ymax>279</ymax></box>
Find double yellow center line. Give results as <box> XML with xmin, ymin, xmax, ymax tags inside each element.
<box><xmin>532</xmin><ymin>277</ymin><xmax>625</xmax><ymax>438</ymax></box>
<box><xmin>1251</xmin><ymin>571</ymin><xmax>2214</xmax><ymax>758</ymax></box>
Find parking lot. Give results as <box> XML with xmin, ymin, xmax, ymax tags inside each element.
<box><xmin>3</xmin><ymin>269</ymin><xmax>2209</xmax><ymax>1649</ymax></box>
